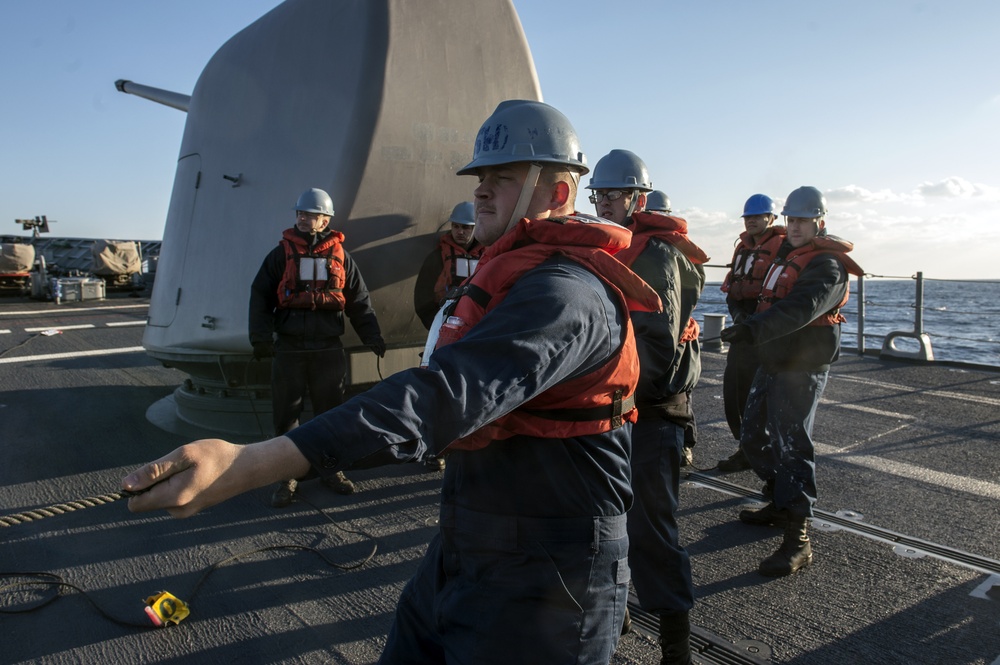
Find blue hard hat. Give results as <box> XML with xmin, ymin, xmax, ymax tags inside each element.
<box><xmin>742</xmin><ymin>194</ymin><xmax>775</xmax><ymax>217</ymax></box>
<box><xmin>457</xmin><ymin>100</ymin><xmax>588</xmax><ymax>176</ymax></box>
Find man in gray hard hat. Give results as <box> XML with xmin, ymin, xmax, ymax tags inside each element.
<box><xmin>645</xmin><ymin>189</ymin><xmax>672</xmax><ymax>214</ymax></box>
<box><xmin>589</xmin><ymin>149</ymin><xmax>707</xmax><ymax>665</ymax></box>
<box><xmin>720</xmin><ymin>186</ymin><xmax>862</xmax><ymax>577</ymax></box>
<box><xmin>413</xmin><ymin>201</ymin><xmax>483</xmax><ymax>330</ymax></box>
<box><xmin>642</xmin><ymin>189</ymin><xmax>698</xmax><ymax>468</ymax></box>
<box><xmin>248</xmin><ymin>188</ymin><xmax>386</xmax><ymax>507</ymax></box>
<box><xmin>124</xmin><ymin>101</ymin><xmax>660</xmax><ymax>664</ymax></box>
<box><xmin>413</xmin><ymin>201</ymin><xmax>484</xmax><ymax>472</ymax></box>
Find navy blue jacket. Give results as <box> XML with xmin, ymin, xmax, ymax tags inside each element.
<box><xmin>288</xmin><ymin>256</ymin><xmax>633</xmax><ymax>518</ymax></box>
<box><xmin>628</xmin><ymin>237</ymin><xmax>705</xmax><ymax>407</ymax></box>
<box><xmin>745</xmin><ymin>242</ymin><xmax>849</xmax><ymax>372</ymax></box>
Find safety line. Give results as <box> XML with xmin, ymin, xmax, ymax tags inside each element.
<box><xmin>822</xmin><ymin>400</ymin><xmax>917</xmax><ymax>420</ymax></box>
<box><xmin>814</xmin><ymin>441</ymin><xmax>1000</xmax><ymax>500</ymax></box>
<box><xmin>0</xmin><ymin>346</ymin><xmax>145</xmax><ymax>364</ymax></box>
<box><xmin>25</xmin><ymin>324</ymin><xmax>95</xmax><ymax>332</ymax></box>
<box><xmin>686</xmin><ymin>472</ymin><xmax>1000</xmax><ymax>576</ymax></box>
<box><xmin>833</xmin><ymin>374</ymin><xmax>1000</xmax><ymax>407</ymax></box>
<box><xmin>0</xmin><ymin>303</ymin><xmax>148</xmax><ymax>316</ymax></box>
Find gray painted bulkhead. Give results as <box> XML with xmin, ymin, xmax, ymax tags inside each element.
<box><xmin>131</xmin><ymin>0</ymin><xmax>541</xmax><ymax>436</ymax></box>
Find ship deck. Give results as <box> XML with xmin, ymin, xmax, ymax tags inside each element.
<box><xmin>2</xmin><ymin>294</ymin><xmax>999</xmax><ymax>664</ymax></box>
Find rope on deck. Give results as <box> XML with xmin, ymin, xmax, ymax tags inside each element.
<box><xmin>0</xmin><ymin>493</ymin><xmax>125</xmax><ymax>527</ymax></box>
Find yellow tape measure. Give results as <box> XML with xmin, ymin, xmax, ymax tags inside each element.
<box><xmin>143</xmin><ymin>591</ymin><xmax>190</xmax><ymax>626</ymax></box>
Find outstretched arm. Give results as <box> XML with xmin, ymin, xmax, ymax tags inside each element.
<box><xmin>122</xmin><ymin>436</ymin><xmax>310</xmax><ymax>518</ymax></box>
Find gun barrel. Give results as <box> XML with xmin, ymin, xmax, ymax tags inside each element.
<box><xmin>114</xmin><ymin>79</ymin><xmax>190</xmax><ymax>112</ymax></box>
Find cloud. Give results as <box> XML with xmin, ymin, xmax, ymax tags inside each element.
<box><xmin>915</xmin><ymin>176</ymin><xmax>998</xmax><ymax>199</ymax></box>
<box><xmin>980</xmin><ymin>93</ymin><xmax>1000</xmax><ymax>110</ymax></box>
<box><xmin>827</xmin><ymin>178</ymin><xmax>999</xmax><ymax>206</ymax></box>
<box><xmin>677</xmin><ymin>176</ymin><xmax>1000</xmax><ymax>278</ymax></box>
<box><xmin>825</xmin><ymin>185</ymin><xmax>912</xmax><ymax>205</ymax></box>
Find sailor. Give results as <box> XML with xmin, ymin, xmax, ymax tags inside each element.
<box><xmin>588</xmin><ymin>149</ymin><xmax>708</xmax><ymax>665</ymax></box>
<box><xmin>247</xmin><ymin>188</ymin><xmax>386</xmax><ymax>507</ymax></box>
<box><xmin>716</xmin><ymin>194</ymin><xmax>785</xmax><ymax>473</ymax></box>
<box><xmin>413</xmin><ymin>201</ymin><xmax>484</xmax><ymax>330</ymax></box>
<box><xmin>643</xmin><ymin>189</ymin><xmax>697</xmax><ymax>466</ymax></box>
<box><xmin>720</xmin><ymin>185</ymin><xmax>863</xmax><ymax>576</ymax></box>
<box><xmin>644</xmin><ymin>189</ymin><xmax>672</xmax><ymax>214</ymax></box>
<box><xmin>123</xmin><ymin>100</ymin><xmax>660</xmax><ymax>665</ymax></box>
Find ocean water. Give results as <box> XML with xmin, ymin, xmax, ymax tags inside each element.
<box><xmin>697</xmin><ymin>278</ymin><xmax>1000</xmax><ymax>367</ymax></box>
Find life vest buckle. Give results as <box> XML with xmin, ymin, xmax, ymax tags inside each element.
<box><xmin>610</xmin><ymin>389</ymin><xmax>624</xmax><ymax>428</ymax></box>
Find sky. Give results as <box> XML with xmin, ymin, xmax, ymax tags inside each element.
<box><xmin>2</xmin><ymin>1</ymin><xmax>999</xmax><ymax>280</ymax></box>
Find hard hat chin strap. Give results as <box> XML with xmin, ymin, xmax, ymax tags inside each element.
<box><xmin>625</xmin><ymin>190</ymin><xmax>640</xmax><ymax>219</ymax></box>
<box><xmin>505</xmin><ymin>163</ymin><xmax>543</xmax><ymax>232</ymax></box>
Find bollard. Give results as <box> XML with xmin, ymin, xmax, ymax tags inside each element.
<box><xmin>880</xmin><ymin>272</ymin><xmax>935</xmax><ymax>361</ymax></box>
<box><xmin>881</xmin><ymin>331</ymin><xmax>934</xmax><ymax>361</ymax></box>
<box><xmin>703</xmin><ymin>313</ymin><xmax>727</xmax><ymax>352</ymax></box>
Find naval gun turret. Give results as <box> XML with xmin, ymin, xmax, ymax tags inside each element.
<box><xmin>119</xmin><ymin>0</ymin><xmax>541</xmax><ymax>438</ymax></box>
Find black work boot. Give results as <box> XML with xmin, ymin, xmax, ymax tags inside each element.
<box><xmin>271</xmin><ymin>479</ymin><xmax>297</xmax><ymax>508</ymax></box>
<box><xmin>759</xmin><ymin>518</ymin><xmax>813</xmax><ymax>577</ymax></box>
<box><xmin>739</xmin><ymin>502</ymin><xmax>792</xmax><ymax>528</ymax></box>
<box><xmin>658</xmin><ymin>610</ymin><xmax>692</xmax><ymax>665</ymax></box>
<box><xmin>423</xmin><ymin>455</ymin><xmax>446</xmax><ymax>472</ymax></box>
<box><xmin>716</xmin><ymin>449</ymin><xmax>751</xmax><ymax>473</ymax></box>
<box><xmin>322</xmin><ymin>471</ymin><xmax>356</xmax><ymax>495</ymax></box>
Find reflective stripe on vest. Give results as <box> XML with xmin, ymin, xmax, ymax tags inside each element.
<box><xmin>277</xmin><ymin>228</ymin><xmax>347</xmax><ymax>311</ymax></box>
<box><xmin>757</xmin><ymin>237</ymin><xmax>864</xmax><ymax>327</ymax></box>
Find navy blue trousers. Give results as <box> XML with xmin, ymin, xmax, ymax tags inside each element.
<box><xmin>722</xmin><ymin>339</ymin><xmax>760</xmax><ymax>441</ymax></box>
<box><xmin>626</xmin><ymin>418</ymin><xmax>694</xmax><ymax>614</ymax></box>
<box><xmin>270</xmin><ymin>347</ymin><xmax>346</xmax><ymax>435</ymax></box>
<box><xmin>740</xmin><ymin>368</ymin><xmax>829</xmax><ymax>519</ymax></box>
<box><xmin>380</xmin><ymin>506</ymin><xmax>630</xmax><ymax>664</ymax></box>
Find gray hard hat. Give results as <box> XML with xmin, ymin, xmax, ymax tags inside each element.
<box><xmin>294</xmin><ymin>188</ymin><xmax>334</xmax><ymax>216</ymax></box>
<box><xmin>448</xmin><ymin>202</ymin><xmax>476</xmax><ymax>226</ymax></box>
<box><xmin>781</xmin><ymin>186</ymin><xmax>827</xmax><ymax>218</ymax></box>
<box><xmin>645</xmin><ymin>190</ymin><xmax>672</xmax><ymax>213</ymax></box>
<box><xmin>457</xmin><ymin>100</ymin><xmax>588</xmax><ymax>176</ymax></box>
<box><xmin>587</xmin><ymin>149</ymin><xmax>653</xmax><ymax>192</ymax></box>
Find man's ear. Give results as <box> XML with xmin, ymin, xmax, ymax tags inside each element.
<box><xmin>550</xmin><ymin>180</ymin><xmax>571</xmax><ymax>209</ymax></box>
<box><xmin>636</xmin><ymin>192</ymin><xmax>647</xmax><ymax>211</ymax></box>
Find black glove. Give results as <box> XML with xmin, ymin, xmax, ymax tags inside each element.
<box><xmin>252</xmin><ymin>341</ymin><xmax>275</xmax><ymax>360</ymax></box>
<box><xmin>720</xmin><ymin>324</ymin><xmax>752</xmax><ymax>344</ymax></box>
<box><xmin>366</xmin><ymin>336</ymin><xmax>386</xmax><ymax>358</ymax></box>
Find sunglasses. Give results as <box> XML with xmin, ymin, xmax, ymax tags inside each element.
<box><xmin>588</xmin><ymin>190</ymin><xmax>629</xmax><ymax>204</ymax></box>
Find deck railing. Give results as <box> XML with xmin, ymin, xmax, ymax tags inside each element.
<box><xmin>699</xmin><ymin>265</ymin><xmax>1000</xmax><ymax>366</ymax></box>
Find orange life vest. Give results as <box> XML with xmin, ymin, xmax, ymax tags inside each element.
<box><xmin>757</xmin><ymin>235</ymin><xmax>864</xmax><ymax>326</ymax></box>
<box><xmin>721</xmin><ymin>226</ymin><xmax>786</xmax><ymax>301</ymax></box>
<box><xmin>434</xmin><ymin>214</ymin><xmax>661</xmax><ymax>451</ymax></box>
<box><xmin>276</xmin><ymin>228</ymin><xmax>347</xmax><ymax>311</ymax></box>
<box><xmin>433</xmin><ymin>234</ymin><xmax>485</xmax><ymax>303</ymax></box>
<box><xmin>618</xmin><ymin>211</ymin><xmax>710</xmax><ymax>344</ymax></box>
